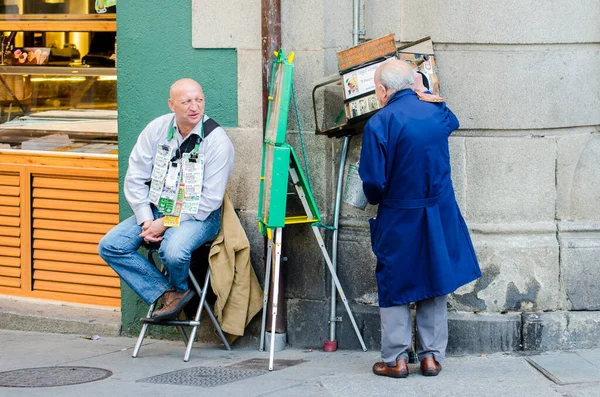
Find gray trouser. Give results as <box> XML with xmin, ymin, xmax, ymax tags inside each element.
<box><xmin>380</xmin><ymin>295</ymin><xmax>448</xmax><ymax>366</ymax></box>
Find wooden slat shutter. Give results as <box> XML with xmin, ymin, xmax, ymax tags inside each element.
<box><xmin>0</xmin><ymin>173</ymin><xmax>21</xmax><ymax>289</ymax></box>
<box><xmin>31</xmin><ymin>175</ymin><xmax>120</xmax><ymax>306</ymax></box>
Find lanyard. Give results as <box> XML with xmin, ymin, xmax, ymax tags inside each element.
<box><xmin>167</xmin><ymin>116</ymin><xmax>204</xmax><ymax>156</ymax></box>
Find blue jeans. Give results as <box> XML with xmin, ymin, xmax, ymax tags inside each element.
<box><xmin>98</xmin><ymin>208</ymin><xmax>221</xmax><ymax>305</ymax></box>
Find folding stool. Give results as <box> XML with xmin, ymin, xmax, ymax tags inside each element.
<box><xmin>132</xmin><ymin>242</ymin><xmax>231</xmax><ymax>361</ymax></box>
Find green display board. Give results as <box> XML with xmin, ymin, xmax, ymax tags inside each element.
<box><xmin>264</xmin><ymin>54</ymin><xmax>294</xmax><ymax>144</ymax></box>
<box><xmin>258</xmin><ymin>51</ymin><xmax>321</xmax><ymax>233</ymax></box>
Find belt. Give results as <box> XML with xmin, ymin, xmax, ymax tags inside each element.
<box><xmin>381</xmin><ymin>185</ymin><xmax>453</xmax><ymax>209</ymax></box>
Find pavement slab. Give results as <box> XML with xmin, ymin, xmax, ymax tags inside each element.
<box><xmin>526</xmin><ymin>351</ymin><xmax>600</xmax><ymax>385</ymax></box>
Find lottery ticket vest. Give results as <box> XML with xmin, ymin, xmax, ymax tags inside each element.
<box><xmin>147</xmin><ymin>116</ymin><xmax>219</xmax><ymax>227</ymax></box>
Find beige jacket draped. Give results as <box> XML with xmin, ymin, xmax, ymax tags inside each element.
<box><xmin>208</xmin><ymin>192</ymin><xmax>263</xmax><ymax>336</ymax></box>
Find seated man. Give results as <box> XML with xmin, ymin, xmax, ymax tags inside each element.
<box><xmin>99</xmin><ymin>78</ymin><xmax>234</xmax><ymax>321</ymax></box>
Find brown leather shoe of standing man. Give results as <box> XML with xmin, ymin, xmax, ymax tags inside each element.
<box><xmin>372</xmin><ymin>359</ymin><xmax>409</xmax><ymax>378</ymax></box>
<box><xmin>420</xmin><ymin>357</ymin><xmax>442</xmax><ymax>376</ymax></box>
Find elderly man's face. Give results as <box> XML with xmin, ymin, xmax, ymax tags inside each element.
<box><xmin>169</xmin><ymin>83</ymin><xmax>205</xmax><ymax>130</ymax></box>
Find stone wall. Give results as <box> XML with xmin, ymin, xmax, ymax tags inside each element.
<box><xmin>187</xmin><ymin>0</ymin><xmax>600</xmax><ymax>352</ymax></box>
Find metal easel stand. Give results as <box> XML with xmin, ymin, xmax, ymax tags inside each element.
<box><xmin>259</xmin><ymin>166</ymin><xmax>367</xmax><ymax>371</ymax></box>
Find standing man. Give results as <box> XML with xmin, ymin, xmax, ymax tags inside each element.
<box><xmin>99</xmin><ymin>78</ymin><xmax>234</xmax><ymax>321</ymax></box>
<box><xmin>359</xmin><ymin>60</ymin><xmax>481</xmax><ymax>378</ymax></box>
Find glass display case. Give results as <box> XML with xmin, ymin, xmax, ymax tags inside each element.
<box><xmin>0</xmin><ymin>0</ymin><xmax>117</xmax><ymax>152</ymax></box>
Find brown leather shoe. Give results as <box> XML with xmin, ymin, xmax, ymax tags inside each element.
<box><xmin>372</xmin><ymin>359</ymin><xmax>409</xmax><ymax>378</ymax></box>
<box><xmin>420</xmin><ymin>357</ymin><xmax>442</xmax><ymax>376</ymax></box>
<box><xmin>151</xmin><ymin>289</ymin><xmax>195</xmax><ymax>321</ymax></box>
<box><xmin>161</xmin><ymin>291</ymin><xmax>176</xmax><ymax>307</ymax></box>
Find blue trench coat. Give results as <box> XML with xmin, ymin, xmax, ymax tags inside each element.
<box><xmin>359</xmin><ymin>89</ymin><xmax>481</xmax><ymax>307</ymax></box>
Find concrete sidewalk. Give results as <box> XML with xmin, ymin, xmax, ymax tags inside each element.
<box><xmin>0</xmin><ymin>330</ymin><xmax>599</xmax><ymax>397</ymax></box>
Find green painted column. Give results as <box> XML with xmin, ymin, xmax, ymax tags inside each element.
<box><xmin>116</xmin><ymin>3</ymin><xmax>237</xmax><ymax>335</ymax></box>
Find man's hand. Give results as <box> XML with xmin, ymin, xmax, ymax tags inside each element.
<box><xmin>410</xmin><ymin>71</ymin><xmax>427</xmax><ymax>93</ymax></box>
<box><xmin>139</xmin><ymin>218</ymin><xmax>167</xmax><ymax>243</ymax></box>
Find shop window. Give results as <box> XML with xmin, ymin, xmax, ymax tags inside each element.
<box><xmin>0</xmin><ymin>0</ymin><xmax>117</xmax><ymax>152</ymax></box>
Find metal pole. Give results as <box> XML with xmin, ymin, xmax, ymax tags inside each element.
<box><xmin>269</xmin><ymin>228</ymin><xmax>283</xmax><ymax>370</ymax></box>
<box><xmin>329</xmin><ymin>137</ymin><xmax>349</xmax><ymax>346</ymax></box>
<box><xmin>262</xmin><ymin>0</ymin><xmax>281</xmax><ymax>128</ymax></box>
<box><xmin>327</xmin><ymin>0</ymin><xmax>361</xmax><ymax>351</ymax></box>
<box><xmin>259</xmin><ymin>238</ymin><xmax>273</xmax><ymax>351</ymax></box>
<box><xmin>261</xmin><ymin>0</ymin><xmax>286</xmax><ymax>349</ymax></box>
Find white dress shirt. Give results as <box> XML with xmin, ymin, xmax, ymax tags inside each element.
<box><xmin>124</xmin><ymin>113</ymin><xmax>234</xmax><ymax>224</ymax></box>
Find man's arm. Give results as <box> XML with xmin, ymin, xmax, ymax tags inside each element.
<box><xmin>124</xmin><ymin>120</ymin><xmax>159</xmax><ymax>225</ymax></box>
<box><xmin>359</xmin><ymin>120</ymin><xmax>387</xmax><ymax>205</ymax></box>
<box><xmin>445</xmin><ymin>105</ymin><xmax>460</xmax><ymax>134</ymax></box>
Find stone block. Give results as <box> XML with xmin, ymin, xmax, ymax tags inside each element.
<box><xmin>323</xmin><ymin>47</ymin><xmax>343</xmax><ymax>76</ymax></box>
<box><xmin>522</xmin><ymin>311</ymin><xmax>600</xmax><ymax>351</ymax></box>
<box><xmin>464</xmin><ymin>137</ymin><xmax>556</xmax><ymax>224</ymax></box>
<box><xmin>286</xmin><ymin>299</ymin><xmax>330</xmax><ymax>348</ymax></box>
<box><xmin>336</xmin><ymin>220</ymin><xmax>378</xmax><ymax>303</ymax></box>
<box><xmin>398</xmin><ymin>1</ymin><xmax>600</xmax><ymax>44</ymax></box>
<box><xmin>227</xmin><ymin>128</ymin><xmax>263</xmax><ymax>211</ymax></box>
<box><xmin>281</xmin><ymin>0</ymin><xmax>353</xmax><ymax>50</ymax></box>
<box><xmin>451</xmin><ymin>228</ymin><xmax>563</xmax><ymax>312</ymax></box>
<box><xmin>237</xmin><ymin>50</ymin><xmax>263</xmax><ymax>129</ymax></box>
<box><xmin>323</xmin><ymin>0</ymin><xmax>354</xmax><ymax>49</ymax></box>
<box><xmin>286</xmin><ymin>298</ymin><xmax>380</xmax><ymax>350</ymax></box>
<box><xmin>559</xmin><ymin>223</ymin><xmax>600</xmax><ymax>310</ymax></box>
<box><xmin>192</xmin><ymin>0</ymin><xmax>260</xmax><ymax>49</ymax></box>
<box><xmin>364</xmin><ymin>0</ymin><xmax>402</xmax><ymax>42</ymax></box>
<box><xmin>285</xmin><ymin>132</ymin><xmax>332</xmax><ymax>217</ymax></box>
<box><xmin>336</xmin><ymin>302</ymin><xmax>380</xmax><ymax>351</ymax></box>
<box><xmin>436</xmin><ymin>47</ymin><xmax>600</xmax><ymax>129</ymax></box>
<box><xmin>557</xmin><ymin>133</ymin><xmax>600</xmax><ymax>222</ymax></box>
<box><xmin>447</xmin><ymin>312</ymin><xmax>522</xmax><ymax>355</ymax></box>
<box><xmin>287</xmin><ymin>50</ymin><xmax>327</xmax><ymax>132</ymax></box>
<box><xmin>284</xmin><ymin>226</ymin><xmax>328</xmax><ymax>301</ymax></box>
<box><xmin>282</xmin><ymin>0</ymin><xmax>325</xmax><ymax>49</ymax></box>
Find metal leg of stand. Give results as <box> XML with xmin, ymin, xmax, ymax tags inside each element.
<box><xmin>202</xmin><ymin>300</ymin><xmax>231</xmax><ymax>351</ymax></box>
<box><xmin>188</xmin><ymin>268</ymin><xmax>232</xmax><ymax>351</ymax></box>
<box><xmin>177</xmin><ymin>326</ymin><xmax>188</xmax><ymax>345</ymax></box>
<box><xmin>259</xmin><ymin>235</ymin><xmax>273</xmax><ymax>352</ymax></box>
<box><xmin>311</xmin><ymin>225</ymin><xmax>367</xmax><ymax>351</ymax></box>
<box><xmin>289</xmin><ymin>166</ymin><xmax>366</xmax><ymax>351</ymax></box>
<box><xmin>183</xmin><ymin>268</ymin><xmax>212</xmax><ymax>362</ymax></box>
<box><xmin>133</xmin><ymin>303</ymin><xmax>155</xmax><ymax>358</ymax></box>
<box><xmin>268</xmin><ymin>228</ymin><xmax>283</xmax><ymax>371</ymax></box>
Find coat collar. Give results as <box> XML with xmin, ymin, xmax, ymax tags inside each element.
<box><xmin>386</xmin><ymin>89</ymin><xmax>415</xmax><ymax>106</ymax></box>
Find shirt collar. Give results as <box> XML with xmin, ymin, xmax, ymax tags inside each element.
<box><xmin>173</xmin><ymin>115</ymin><xmax>206</xmax><ymax>143</ymax></box>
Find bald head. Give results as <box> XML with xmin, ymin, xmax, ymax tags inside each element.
<box><xmin>375</xmin><ymin>59</ymin><xmax>414</xmax><ymax>92</ymax></box>
<box><xmin>170</xmin><ymin>78</ymin><xmax>203</xmax><ymax>99</ymax></box>
<box><xmin>374</xmin><ymin>59</ymin><xmax>414</xmax><ymax>107</ymax></box>
<box><xmin>168</xmin><ymin>78</ymin><xmax>205</xmax><ymax>136</ymax></box>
